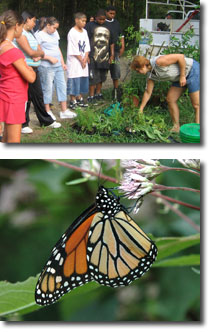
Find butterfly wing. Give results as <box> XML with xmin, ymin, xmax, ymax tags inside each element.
<box><xmin>87</xmin><ymin>210</ymin><xmax>157</xmax><ymax>287</ymax></box>
<box><xmin>35</xmin><ymin>204</ymin><xmax>98</xmax><ymax>306</ymax></box>
<box><xmin>35</xmin><ymin>185</ymin><xmax>158</xmax><ymax>306</ymax></box>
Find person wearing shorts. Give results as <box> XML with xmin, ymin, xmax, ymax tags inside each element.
<box><xmin>85</xmin><ymin>9</ymin><xmax>114</xmax><ymax>104</ymax></box>
<box><xmin>131</xmin><ymin>54</ymin><xmax>200</xmax><ymax>132</ymax></box>
<box><xmin>106</xmin><ymin>6</ymin><xmax>125</xmax><ymax>100</ymax></box>
<box><xmin>66</xmin><ymin>12</ymin><xmax>90</xmax><ymax>110</ymax></box>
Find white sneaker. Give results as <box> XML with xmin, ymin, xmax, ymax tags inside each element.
<box><xmin>60</xmin><ymin>108</ymin><xmax>77</xmax><ymax>119</ymax></box>
<box><xmin>48</xmin><ymin>121</ymin><xmax>62</xmax><ymax>129</ymax></box>
<box><xmin>21</xmin><ymin>126</ymin><xmax>33</xmax><ymax>134</ymax></box>
<box><xmin>47</xmin><ymin>110</ymin><xmax>56</xmax><ymax>121</ymax></box>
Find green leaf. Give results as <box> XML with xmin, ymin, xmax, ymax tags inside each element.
<box><xmin>0</xmin><ymin>275</ymin><xmax>100</xmax><ymax>318</ymax></box>
<box><xmin>153</xmin><ymin>254</ymin><xmax>200</xmax><ymax>267</ymax></box>
<box><xmin>66</xmin><ymin>178</ymin><xmax>89</xmax><ymax>185</ymax></box>
<box><xmin>0</xmin><ymin>276</ymin><xmax>37</xmax><ymax>318</ymax></box>
<box><xmin>155</xmin><ymin>233</ymin><xmax>200</xmax><ymax>261</ymax></box>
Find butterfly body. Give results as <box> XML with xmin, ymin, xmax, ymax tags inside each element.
<box><xmin>35</xmin><ymin>186</ymin><xmax>157</xmax><ymax>306</ymax></box>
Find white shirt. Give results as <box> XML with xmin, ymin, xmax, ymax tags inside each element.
<box><xmin>67</xmin><ymin>27</ymin><xmax>90</xmax><ymax>78</ymax></box>
<box><xmin>35</xmin><ymin>30</ymin><xmax>61</xmax><ymax>67</ymax></box>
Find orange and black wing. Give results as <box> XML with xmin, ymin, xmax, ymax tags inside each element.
<box><xmin>35</xmin><ymin>204</ymin><xmax>99</xmax><ymax>306</ymax></box>
<box><xmin>87</xmin><ymin>210</ymin><xmax>157</xmax><ymax>287</ymax></box>
<box><xmin>35</xmin><ymin>186</ymin><xmax>157</xmax><ymax>306</ymax></box>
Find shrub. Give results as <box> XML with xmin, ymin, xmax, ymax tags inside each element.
<box><xmin>162</xmin><ymin>28</ymin><xmax>200</xmax><ymax>61</ymax></box>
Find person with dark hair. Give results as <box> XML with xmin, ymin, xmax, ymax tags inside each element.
<box><xmin>165</xmin><ymin>13</ymin><xmax>173</xmax><ymax>19</ymax></box>
<box><xmin>15</xmin><ymin>11</ymin><xmax>61</xmax><ymax>133</ymax></box>
<box><xmin>67</xmin><ymin>13</ymin><xmax>90</xmax><ymax>110</ymax></box>
<box><xmin>106</xmin><ymin>5</ymin><xmax>125</xmax><ymax>100</ymax></box>
<box><xmin>131</xmin><ymin>54</ymin><xmax>200</xmax><ymax>132</ymax></box>
<box><xmin>85</xmin><ymin>9</ymin><xmax>114</xmax><ymax>104</ymax></box>
<box><xmin>0</xmin><ymin>10</ymin><xmax>36</xmax><ymax>143</ymax></box>
<box><xmin>35</xmin><ymin>17</ymin><xmax>77</xmax><ymax>120</ymax></box>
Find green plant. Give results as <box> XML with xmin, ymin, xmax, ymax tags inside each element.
<box><xmin>163</xmin><ymin>28</ymin><xmax>200</xmax><ymax>61</ymax></box>
<box><xmin>75</xmin><ymin>107</ymin><xmax>97</xmax><ymax>133</ymax></box>
<box><xmin>75</xmin><ymin>105</ymin><xmax>127</xmax><ymax>136</ymax></box>
<box><xmin>125</xmin><ymin>25</ymin><xmax>153</xmax><ymax>59</ymax></box>
<box><xmin>128</xmin><ymin>113</ymin><xmax>170</xmax><ymax>143</ymax></box>
<box><xmin>123</xmin><ymin>71</ymin><xmax>147</xmax><ymax>98</ymax></box>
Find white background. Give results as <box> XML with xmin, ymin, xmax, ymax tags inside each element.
<box><xmin>0</xmin><ymin>0</ymin><xmax>208</xmax><ymax>330</ymax></box>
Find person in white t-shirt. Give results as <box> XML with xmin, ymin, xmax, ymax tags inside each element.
<box><xmin>35</xmin><ymin>17</ymin><xmax>77</xmax><ymax>120</ymax></box>
<box><xmin>66</xmin><ymin>12</ymin><xmax>90</xmax><ymax>109</ymax></box>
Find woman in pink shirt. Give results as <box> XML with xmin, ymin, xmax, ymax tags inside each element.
<box><xmin>0</xmin><ymin>10</ymin><xmax>36</xmax><ymax>143</ymax></box>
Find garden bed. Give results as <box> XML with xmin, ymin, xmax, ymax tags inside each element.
<box><xmin>21</xmin><ymin>92</ymin><xmax>189</xmax><ymax>144</ymax></box>
<box><xmin>20</xmin><ymin>75</ymin><xmax>195</xmax><ymax>144</ymax></box>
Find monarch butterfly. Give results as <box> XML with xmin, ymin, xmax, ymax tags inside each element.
<box><xmin>35</xmin><ymin>186</ymin><xmax>157</xmax><ymax>306</ymax></box>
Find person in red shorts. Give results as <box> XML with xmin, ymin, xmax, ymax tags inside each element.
<box><xmin>0</xmin><ymin>10</ymin><xmax>36</xmax><ymax>143</ymax></box>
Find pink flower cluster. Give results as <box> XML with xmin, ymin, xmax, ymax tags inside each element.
<box><xmin>119</xmin><ymin>159</ymin><xmax>162</xmax><ymax>199</ymax></box>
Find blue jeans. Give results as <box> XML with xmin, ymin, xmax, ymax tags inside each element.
<box><xmin>38</xmin><ymin>65</ymin><xmax>67</xmax><ymax>104</ymax></box>
<box><xmin>67</xmin><ymin>77</ymin><xmax>89</xmax><ymax>96</ymax></box>
<box><xmin>172</xmin><ymin>60</ymin><xmax>200</xmax><ymax>93</ymax></box>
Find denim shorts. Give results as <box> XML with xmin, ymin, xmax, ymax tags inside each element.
<box><xmin>110</xmin><ymin>53</ymin><xmax>121</xmax><ymax>80</ymax></box>
<box><xmin>67</xmin><ymin>77</ymin><xmax>89</xmax><ymax>96</ymax></box>
<box><xmin>38</xmin><ymin>65</ymin><xmax>67</xmax><ymax>104</ymax></box>
<box><xmin>172</xmin><ymin>60</ymin><xmax>200</xmax><ymax>93</ymax></box>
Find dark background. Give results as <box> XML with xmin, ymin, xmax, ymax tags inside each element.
<box><xmin>0</xmin><ymin>0</ymin><xmax>200</xmax><ymax>36</ymax></box>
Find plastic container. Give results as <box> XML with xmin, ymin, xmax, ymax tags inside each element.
<box><xmin>180</xmin><ymin>123</ymin><xmax>200</xmax><ymax>143</ymax></box>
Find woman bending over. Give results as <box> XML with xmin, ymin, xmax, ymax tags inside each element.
<box><xmin>131</xmin><ymin>54</ymin><xmax>200</xmax><ymax>132</ymax></box>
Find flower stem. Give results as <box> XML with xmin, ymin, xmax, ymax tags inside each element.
<box><xmin>44</xmin><ymin>159</ymin><xmax>118</xmax><ymax>184</ymax></box>
<box><xmin>151</xmin><ymin>192</ymin><xmax>200</xmax><ymax>211</ymax></box>
<box><xmin>154</xmin><ymin>184</ymin><xmax>200</xmax><ymax>194</ymax></box>
<box><xmin>162</xmin><ymin>166</ymin><xmax>200</xmax><ymax>177</ymax></box>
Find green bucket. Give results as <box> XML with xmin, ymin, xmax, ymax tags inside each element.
<box><xmin>180</xmin><ymin>123</ymin><xmax>200</xmax><ymax>143</ymax></box>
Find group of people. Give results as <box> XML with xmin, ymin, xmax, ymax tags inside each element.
<box><xmin>0</xmin><ymin>6</ymin><xmax>200</xmax><ymax>143</ymax></box>
<box><xmin>0</xmin><ymin>6</ymin><xmax>124</xmax><ymax>143</ymax></box>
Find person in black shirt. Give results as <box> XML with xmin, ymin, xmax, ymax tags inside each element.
<box><xmin>85</xmin><ymin>9</ymin><xmax>114</xmax><ymax>103</ymax></box>
<box><xmin>106</xmin><ymin>6</ymin><xmax>125</xmax><ymax>100</ymax></box>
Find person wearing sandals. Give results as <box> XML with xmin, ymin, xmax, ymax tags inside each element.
<box><xmin>66</xmin><ymin>12</ymin><xmax>90</xmax><ymax>110</ymax></box>
<box><xmin>15</xmin><ymin>11</ymin><xmax>61</xmax><ymax>134</ymax></box>
<box><xmin>35</xmin><ymin>17</ymin><xmax>77</xmax><ymax>120</ymax></box>
<box><xmin>131</xmin><ymin>54</ymin><xmax>200</xmax><ymax>132</ymax></box>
